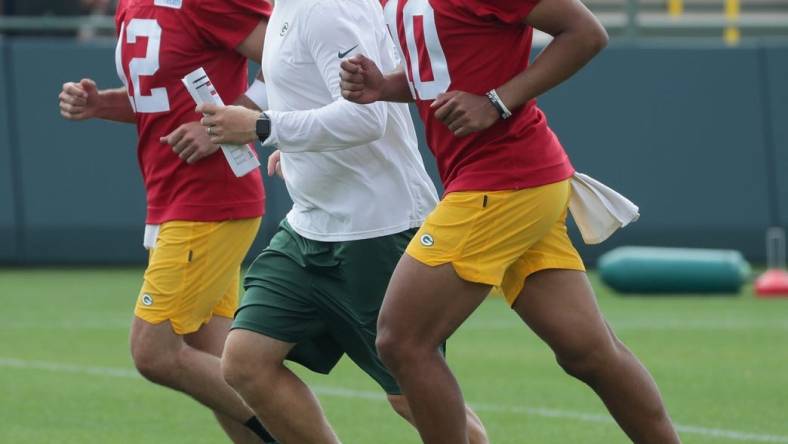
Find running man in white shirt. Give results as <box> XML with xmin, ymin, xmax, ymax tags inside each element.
<box><xmin>197</xmin><ymin>0</ymin><xmax>488</xmax><ymax>442</ymax></box>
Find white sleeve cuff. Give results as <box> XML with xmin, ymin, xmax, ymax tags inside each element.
<box><xmin>244</xmin><ymin>79</ymin><xmax>268</xmax><ymax>111</ymax></box>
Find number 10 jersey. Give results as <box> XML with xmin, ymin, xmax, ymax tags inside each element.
<box><xmin>381</xmin><ymin>0</ymin><xmax>575</xmax><ymax>195</ymax></box>
<box><xmin>114</xmin><ymin>0</ymin><xmax>269</xmax><ymax>224</ymax></box>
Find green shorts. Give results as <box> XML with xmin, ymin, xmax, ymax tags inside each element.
<box><xmin>233</xmin><ymin>220</ymin><xmax>416</xmax><ymax>395</ymax></box>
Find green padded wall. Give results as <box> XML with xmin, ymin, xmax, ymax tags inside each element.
<box><xmin>11</xmin><ymin>39</ymin><xmax>145</xmax><ymax>263</ymax></box>
<box><xmin>764</xmin><ymin>45</ymin><xmax>788</xmax><ymax>228</ymax></box>
<box><xmin>0</xmin><ymin>37</ymin><xmax>17</xmax><ymax>261</ymax></box>
<box><xmin>539</xmin><ymin>44</ymin><xmax>773</xmax><ymax>260</ymax></box>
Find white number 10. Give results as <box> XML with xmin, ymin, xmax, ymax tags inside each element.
<box><xmin>385</xmin><ymin>0</ymin><xmax>451</xmax><ymax>100</ymax></box>
<box><xmin>115</xmin><ymin>19</ymin><xmax>171</xmax><ymax>113</ymax></box>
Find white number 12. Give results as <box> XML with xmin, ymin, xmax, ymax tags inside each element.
<box><xmin>115</xmin><ymin>19</ymin><xmax>170</xmax><ymax>113</ymax></box>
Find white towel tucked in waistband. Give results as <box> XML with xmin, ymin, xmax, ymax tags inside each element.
<box><xmin>143</xmin><ymin>224</ymin><xmax>161</xmax><ymax>250</ymax></box>
<box><xmin>568</xmin><ymin>173</ymin><xmax>639</xmax><ymax>245</ymax></box>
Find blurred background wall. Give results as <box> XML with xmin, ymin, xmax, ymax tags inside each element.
<box><xmin>0</xmin><ymin>0</ymin><xmax>787</xmax><ymax>265</ymax></box>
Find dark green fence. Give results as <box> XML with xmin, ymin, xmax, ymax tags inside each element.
<box><xmin>1</xmin><ymin>38</ymin><xmax>786</xmax><ymax>264</ymax></box>
<box><xmin>0</xmin><ymin>36</ymin><xmax>16</xmax><ymax>261</ymax></box>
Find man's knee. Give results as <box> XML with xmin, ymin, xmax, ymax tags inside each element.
<box><xmin>129</xmin><ymin>318</ymin><xmax>185</xmax><ymax>385</ymax></box>
<box><xmin>221</xmin><ymin>333</ymin><xmax>280</xmax><ymax>394</ymax></box>
<box><xmin>555</xmin><ymin>335</ymin><xmax>623</xmax><ymax>382</ymax></box>
<box><xmin>375</xmin><ymin>328</ymin><xmax>412</xmax><ymax>372</ymax></box>
<box><xmin>130</xmin><ymin>339</ymin><xmax>179</xmax><ymax>385</ymax></box>
<box><xmin>375</xmin><ymin>329</ymin><xmax>396</xmax><ymax>365</ymax></box>
<box><xmin>376</xmin><ymin>330</ymin><xmax>438</xmax><ymax>378</ymax></box>
<box><xmin>222</xmin><ymin>343</ymin><xmax>254</xmax><ymax>392</ymax></box>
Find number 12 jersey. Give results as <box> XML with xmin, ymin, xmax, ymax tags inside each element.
<box><xmin>381</xmin><ymin>0</ymin><xmax>575</xmax><ymax>194</ymax></box>
<box><xmin>114</xmin><ymin>0</ymin><xmax>270</xmax><ymax>224</ymax></box>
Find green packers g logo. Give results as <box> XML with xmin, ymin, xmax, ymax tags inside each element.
<box><xmin>420</xmin><ymin>234</ymin><xmax>434</xmax><ymax>247</ymax></box>
<box><xmin>142</xmin><ymin>294</ymin><xmax>154</xmax><ymax>306</ymax></box>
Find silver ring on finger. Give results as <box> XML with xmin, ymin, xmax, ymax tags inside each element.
<box><xmin>207</xmin><ymin>126</ymin><xmax>213</xmax><ymax>136</ymax></box>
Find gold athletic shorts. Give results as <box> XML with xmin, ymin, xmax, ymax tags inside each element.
<box><xmin>136</xmin><ymin>218</ymin><xmax>261</xmax><ymax>334</ymax></box>
<box><xmin>406</xmin><ymin>179</ymin><xmax>585</xmax><ymax>305</ymax></box>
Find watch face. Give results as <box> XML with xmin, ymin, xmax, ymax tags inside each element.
<box><xmin>256</xmin><ymin>115</ymin><xmax>271</xmax><ymax>142</ymax></box>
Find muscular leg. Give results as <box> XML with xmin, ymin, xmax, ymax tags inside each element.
<box><xmin>387</xmin><ymin>395</ymin><xmax>489</xmax><ymax>444</ymax></box>
<box><xmin>222</xmin><ymin>329</ymin><xmax>341</xmax><ymax>444</ymax></box>
<box><xmin>184</xmin><ymin>316</ymin><xmax>261</xmax><ymax>443</ymax></box>
<box><xmin>513</xmin><ymin>269</ymin><xmax>681</xmax><ymax>444</ymax></box>
<box><xmin>377</xmin><ymin>255</ymin><xmax>491</xmax><ymax>444</ymax></box>
<box><xmin>129</xmin><ymin>317</ymin><xmax>262</xmax><ymax>444</ymax></box>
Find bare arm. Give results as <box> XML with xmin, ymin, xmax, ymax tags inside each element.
<box><xmin>496</xmin><ymin>0</ymin><xmax>608</xmax><ymax>110</ymax></box>
<box><xmin>381</xmin><ymin>69</ymin><xmax>413</xmax><ymax>102</ymax></box>
<box><xmin>432</xmin><ymin>0</ymin><xmax>608</xmax><ymax>137</ymax></box>
<box><xmin>234</xmin><ymin>19</ymin><xmax>266</xmax><ymax>64</ymax></box>
<box><xmin>235</xmin><ymin>18</ymin><xmax>268</xmax><ymax>110</ymax></box>
<box><xmin>95</xmin><ymin>87</ymin><xmax>137</xmax><ymax>122</ymax></box>
<box><xmin>59</xmin><ymin>79</ymin><xmax>136</xmax><ymax>123</ymax></box>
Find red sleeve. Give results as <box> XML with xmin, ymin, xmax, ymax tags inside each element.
<box><xmin>466</xmin><ymin>0</ymin><xmax>540</xmax><ymax>25</ymax></box>
<box><xmin>114</xmin><ymin>0</ymin><xmax>126</xmax><ymax>35</ymax></box>
<box><xmin>187</xmin><ymin>0</ymin><xmax>272</xmax><ymax>49</ymax></box>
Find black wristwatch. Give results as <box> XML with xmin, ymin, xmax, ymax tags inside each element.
<box><xmin>255</xmin><ymin>112</ymin><xmax>271</xmax><ymax>144</ymax></box>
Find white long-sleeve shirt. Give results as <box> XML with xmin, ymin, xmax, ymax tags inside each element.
<box><xmin>261</xmin><ymin>0</ymin><xmax>438</xmax><ymax>242</ymax></box>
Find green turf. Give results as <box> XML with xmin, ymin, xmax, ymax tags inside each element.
<box><xmin>1</xmin><ymin>268</ymin><xmax>787</xmax><ymax>443</ymax></box>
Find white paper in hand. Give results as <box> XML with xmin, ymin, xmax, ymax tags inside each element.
<box><xmin>182</xmin><ymin>67</ymin><xmax>260</xmax><ymax>177</ymax></box>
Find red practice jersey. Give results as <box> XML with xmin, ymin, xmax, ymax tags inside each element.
<box><xmin>382</xmin><ymin>0</ymin><xmax>574</xmax><ymax>194</ymax></box>
<box><xmin>114</xmin><ymin>0</ymin><xmax>270</xmax><ymax>224</ymax></box>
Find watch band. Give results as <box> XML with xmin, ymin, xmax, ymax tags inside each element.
<box><xmin>486</xmin><ymin>89</ymin><xmax>512</xmax><ymax>120</ymax></box>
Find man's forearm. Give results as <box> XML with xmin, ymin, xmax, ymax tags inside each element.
<box><xmin>96</xmin><ymin>88</ymin><xmax>136</xmax><ymax>123</ymax></box>
<box><xmin>381</xmin><ymin>69</ymin><xmax>415</xmax><ymax>103</ymax></box>
<box><xmin>233</xmin><ymin>93</ymin><xmax>261</xmax><ymax>111</ymax></box>
<box><xmin>496</xmin><ymin>29</ymin><xmax>607</xmax><ymax>112</ymax></box>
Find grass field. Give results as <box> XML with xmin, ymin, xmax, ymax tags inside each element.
<box><xmin>1</xmin><ymin>268</ymin><xmax>787</xmax><ymax>444</ymax></box>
